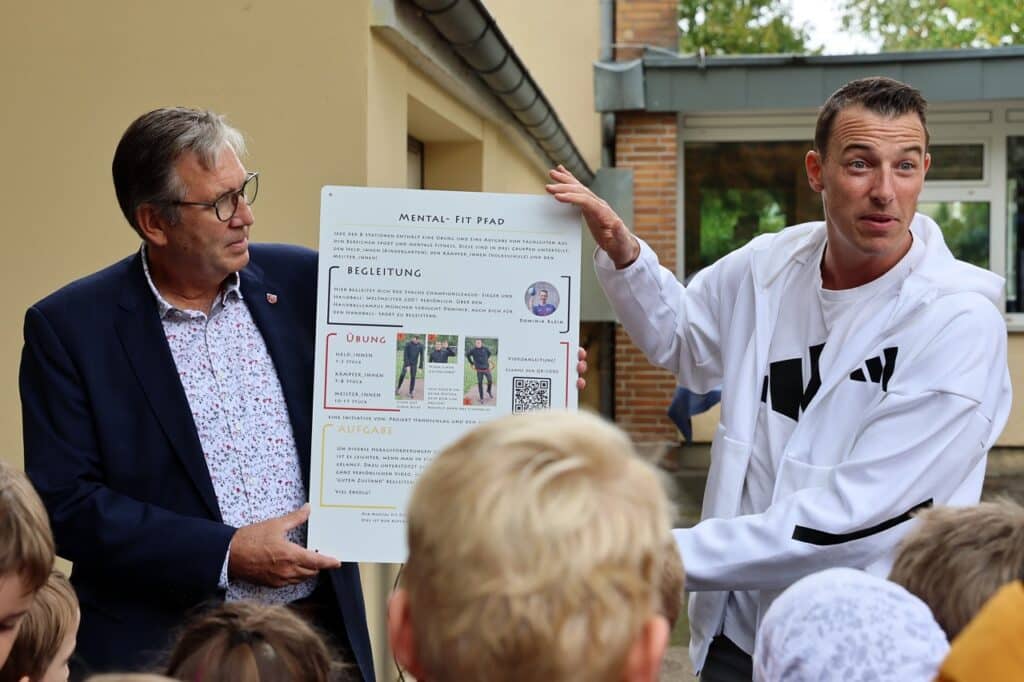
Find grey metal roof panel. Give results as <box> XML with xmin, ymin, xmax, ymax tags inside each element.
<box><xmin>747</xmin><ymin>67</ymin><xmax>828</xmax><ymax>109</ymax></box>
<box><xmin>599</xmin><ymin>47</ymin><xmax>1024</xmax><ymax>113</ymax></box>
<box><xmin>643</xmin><ymin>45</ymin><xmax>1024</xmax><ymax>69</ymax></box>
<box><xmin>822</xmin><ymin>65</ymin><xmax>906</xmax><ymax>93</ymax></box>
<box><xmin>983</xmin><ymin>60</ymin><xmax>1024</xmax><ymax>99</ymax></box>
<box><xmin>593</xmin><ymin>59</ymin><xmax>645</xmax><ymax>111</ymax></box>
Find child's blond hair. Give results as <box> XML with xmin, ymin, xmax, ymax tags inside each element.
<box><xmin>0</xmin><ymin>570</ymin><xmax>77</xmax><ymax>682</ymax></box>
<box><xmin>402</xmin><ymin>410</ymin><xmax>673</xmax><ymax>681</ymax></box>
<box><xmin>0</xmin><ymin>460</ymin><xmax>54</xmax><ymax>593</ymax></box>
<box><xmin>658</xmin><ymin>538</ymin><xmax>686</xmax><ymax>629</ymax></box>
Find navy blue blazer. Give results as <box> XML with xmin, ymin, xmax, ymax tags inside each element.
<box><xmin>20</xmin><ymin>244</ymin><xmax>374</xmax><ymax>680</ymax></box>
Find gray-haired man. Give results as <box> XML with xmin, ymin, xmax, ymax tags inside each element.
<box><xmin>21</xmin><ymin>107</ymin><xmax>374</xmax><ymax>678</ymax></box>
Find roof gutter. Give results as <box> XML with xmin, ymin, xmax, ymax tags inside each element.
<box><xmin>406</xmin><ymin>0</ymin><xmax>594</xmax><ymax>184</ymax></box>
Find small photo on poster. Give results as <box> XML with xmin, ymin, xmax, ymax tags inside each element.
<box><xmin>463</xmin><ymin>337</ymin><xmax>498</xmax><ymax>406</ymax></box>
<box><xmin>395</xmin><ymin>332</ymin><xmax>426</xmax><ymax>401</ymax></box>
<box><xmin>426</xmin><ymin>333</ymin><xmax>459</xmax><ymax>364</ymax></box>
<box><xmin>525</xmin><ymin>281</ymin><xmax>559</xmax><ymax>317</ymax></box>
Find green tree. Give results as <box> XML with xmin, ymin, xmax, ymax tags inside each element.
<box><xmin>840</xmin><ymin>0</ymin><xmax>1022</xmax><ymax>51</ymax></box>
<box><xmin>678</xmin><ymin>0</ymin><xmax>817</xmax><ymax>55</ymax></box>
<box><xmin>699</xmin><ymin>189</ymin><xmax>787</xmax><ymax>267</ymax></box>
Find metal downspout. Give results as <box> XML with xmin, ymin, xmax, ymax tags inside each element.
<box><xmin>406</xmin><ymin>0</ymin><xmax>595</xmax><ymax>184</ymax></box>
<box><xmin>597</xmin><ymin>0</ymin><xmax>617</xmax><ymax>419</ymax></box>
<box><xmin>599</xmin><ymin>0</ymin><xmax>615</xmax><ymax>169</ymax></box>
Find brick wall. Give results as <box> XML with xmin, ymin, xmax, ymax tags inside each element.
<box><xmin>615</xmin><ymin>0</ymin><xmax>679</xmax><ymax>60</ymax></box>
<box><xmin>607</xmin><ymin>0</ymin><xmax>684</xmax><ymax>443</ymax></box>
<box><xmin>616</xmin><ymin>113</ymin><xmax>677</xmax><ymax>268</ymax></box>
<box><xmin>614</xmin><ymin>112</ymin><xmax>680</xmax><ymax>442</ymax></box>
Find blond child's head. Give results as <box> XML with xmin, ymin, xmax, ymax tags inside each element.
<box><xmin>0</xmin><ymin>461</ymin><xmax>55</xmax><ymax>667</ymax></box>
<box><xmin>389</xmin><ymin>411</ymin><xmax>674</xmax><ymax>682</ymax></box>
<box><xmin>0</xmin><ymin>571</ymin><xmax>78</xmax><ymax>682</ymax></box>
<box><xmin>889</xmin><ymin>498</ymin><xmax>1024</xmax><ymax>640</ymax></box>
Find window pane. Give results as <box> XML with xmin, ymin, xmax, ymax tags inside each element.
<box><xmin>1007</xmin><ymin>137</ymin><xmax>1024</xmax><ymax>312</ymax></box>
<box><xmin>928</xmin><ymin>144</ymin><xmax>984</xmax><ymax>181</ymax></box>
<box><xmin>684</xmin><ymin>141</ymin><xmax>821</xmax><ymax>274</ymax></box>
<box><xmin>917</xmin><ymin>201</ymin><xmax>989</xmax><ymax>269</ymax></box>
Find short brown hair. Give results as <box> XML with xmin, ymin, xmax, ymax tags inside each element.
<box><xmin>889</xmin><ymin>499</ymin><xmax>1024</xmax><ymax>639</ymax></box>
<box><xmin>402</xmin><ymin>411</ymin><xmax>673</xmax><ymax>682</ymax></box>
<box><xmin>165</xmin><ymin>601</ymin><xmax>332</xmax><ymax>682</ymax></box>
<box><xmin>0</xmin><ymin>460</ymin><xmax>54</xmax><ymax>594</ymax></box>
<box><xmin>815</xmin><ymin>77</ymin><xmax>929</xmax><ymax>155</ymax></box>
<box><xmin>0</xmin><ymin>570</ymin><xmax>78</xmax><ymax>682</ymax></box>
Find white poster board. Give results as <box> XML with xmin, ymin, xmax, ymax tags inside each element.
<box><xmin>308</xmin><ymin>186</ymin><xmax>581</xmax><ymax>563</ymax></box>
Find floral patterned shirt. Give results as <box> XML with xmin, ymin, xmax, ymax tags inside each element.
<box><xmin>142</xmin><ymin>246</ymin><xmax>316</xmax><ymax>603</ymax></box>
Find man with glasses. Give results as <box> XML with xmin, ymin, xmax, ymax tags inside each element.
<box><xmin>19</xmin><ymin>108</ymin><xmax>374</xmax><ymax>680</ymax></box>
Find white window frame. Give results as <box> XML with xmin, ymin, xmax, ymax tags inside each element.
<box><xmin>678</xmin><ymin>102</ymin><xmax>1024</xmax><ymax>330</ymax></box>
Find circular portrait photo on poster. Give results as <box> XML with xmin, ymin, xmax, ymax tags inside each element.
<box><xmin>525</xmin><ymin>282</ymin><xmax>559</xmax><ymax>317</ymax></box>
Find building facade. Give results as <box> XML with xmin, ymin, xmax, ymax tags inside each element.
<box><xmin>600</xmin><ymin>0</ymin><xmax>1024</xmax><ymax>446</ymax></box>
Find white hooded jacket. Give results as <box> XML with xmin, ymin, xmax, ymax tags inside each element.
<box><xmin>595</xmin><ymin>213</ymin><xmax>1012</xmax><ymax>671</ymax></box>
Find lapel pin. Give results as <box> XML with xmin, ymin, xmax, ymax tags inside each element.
<box><xmin>266</xmin><ymin>293</ymin><xmax>278</xmax><ymax>304</ymax></box>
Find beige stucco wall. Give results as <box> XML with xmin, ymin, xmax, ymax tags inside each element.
<box><xmin>486</xmin><ymin>0</ymin><xmax>603</xmax><ymax>172</ymax></box>
<box><xmin>0</xmin><ymin>0</ymin><xmax>373</xmax><ymax>468</ymax></box>
<box><xmin>367</xmin><ymin>34</ymin><xmax>565</xmax><ymax>194</ymax></box>
<box><xmin>2</xmin><ymin>0</ymin><xmax>602</xmax><ymax>458</ymax></box>
<box><xmin>1004</xmin><ymin>335</ymin><xmax>1024</xmax><ymax>444</ymax></box>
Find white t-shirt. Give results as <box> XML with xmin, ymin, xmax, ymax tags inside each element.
<box><xmin>722</xmin><ymin>235</ymin><xmax>925</xmax><ymax>655</ymax></box>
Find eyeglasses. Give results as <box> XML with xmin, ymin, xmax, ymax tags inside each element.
<box><xmin>171</xmin><ymin>171</ymin><xmax>259</xmax><ymax>222</ymax></box>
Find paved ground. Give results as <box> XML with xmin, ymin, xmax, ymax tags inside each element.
<box><xmin>652</xmin><ymin>443</ymin><xmax>1024</xmax><ymax>680</ymax></box>
<box><xmin>661</xmin><ymin>644</ymin><xmax>697</xmax><ymax>680</ymax></box>
<box><xmin>462</xmin><ymin>388</ymin><xmax>496</xmax><ymax>406</ymax></box>
<box><xmin>394</xmin><ymin>376</ymin><xmax>425</xmax><ymax>401</ymax></box>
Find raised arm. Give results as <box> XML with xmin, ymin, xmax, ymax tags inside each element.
<box><xmin>546</xmin><ymin>165</ymin><xmax>728</xmax><ymax>393</ymax></box>
<box><xmin>546</xmin><ymin>166</ymin><xmax>639</xmax><ymax>269</ymax></box>
<box><xmin>677</xmin><ymin>302</ymin><xmax>1011</xmax><ymax>592</ymax></box>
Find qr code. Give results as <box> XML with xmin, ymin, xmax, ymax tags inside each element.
<box><xmin>512</xmin><ymin>376</ymin><xmax>552</xmax><ymax>412</ymax></box>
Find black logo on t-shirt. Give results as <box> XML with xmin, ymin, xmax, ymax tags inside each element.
<box><xmin>849</xmin><ymin>347</ymin><xmax>898</xmax><ymax>391</ymax></box>
<box><xmin>759</xmin><ymin>344</ymin><xmax>899</xmax><ymax>422</ymax></box>
<box><xmin>759</xmin><ymin>343</ymin><xmax>824</xmax><ymax>422</ymax></box>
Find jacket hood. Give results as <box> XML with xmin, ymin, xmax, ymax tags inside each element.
<box><xmin>751</xmin><ymin>213</ymin><xmax>1004</xmax><ymax>314</ymax></box>
<box><xmin>905</xmin><ymin>213</ymin><xmax>1004</xmax><ymax>305</ymax></box>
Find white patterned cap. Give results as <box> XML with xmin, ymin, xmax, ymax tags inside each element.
<box><xmin>753</xmin><ymin>567</ymin><xmax>949</xmax><ymax>682</ymax></box>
